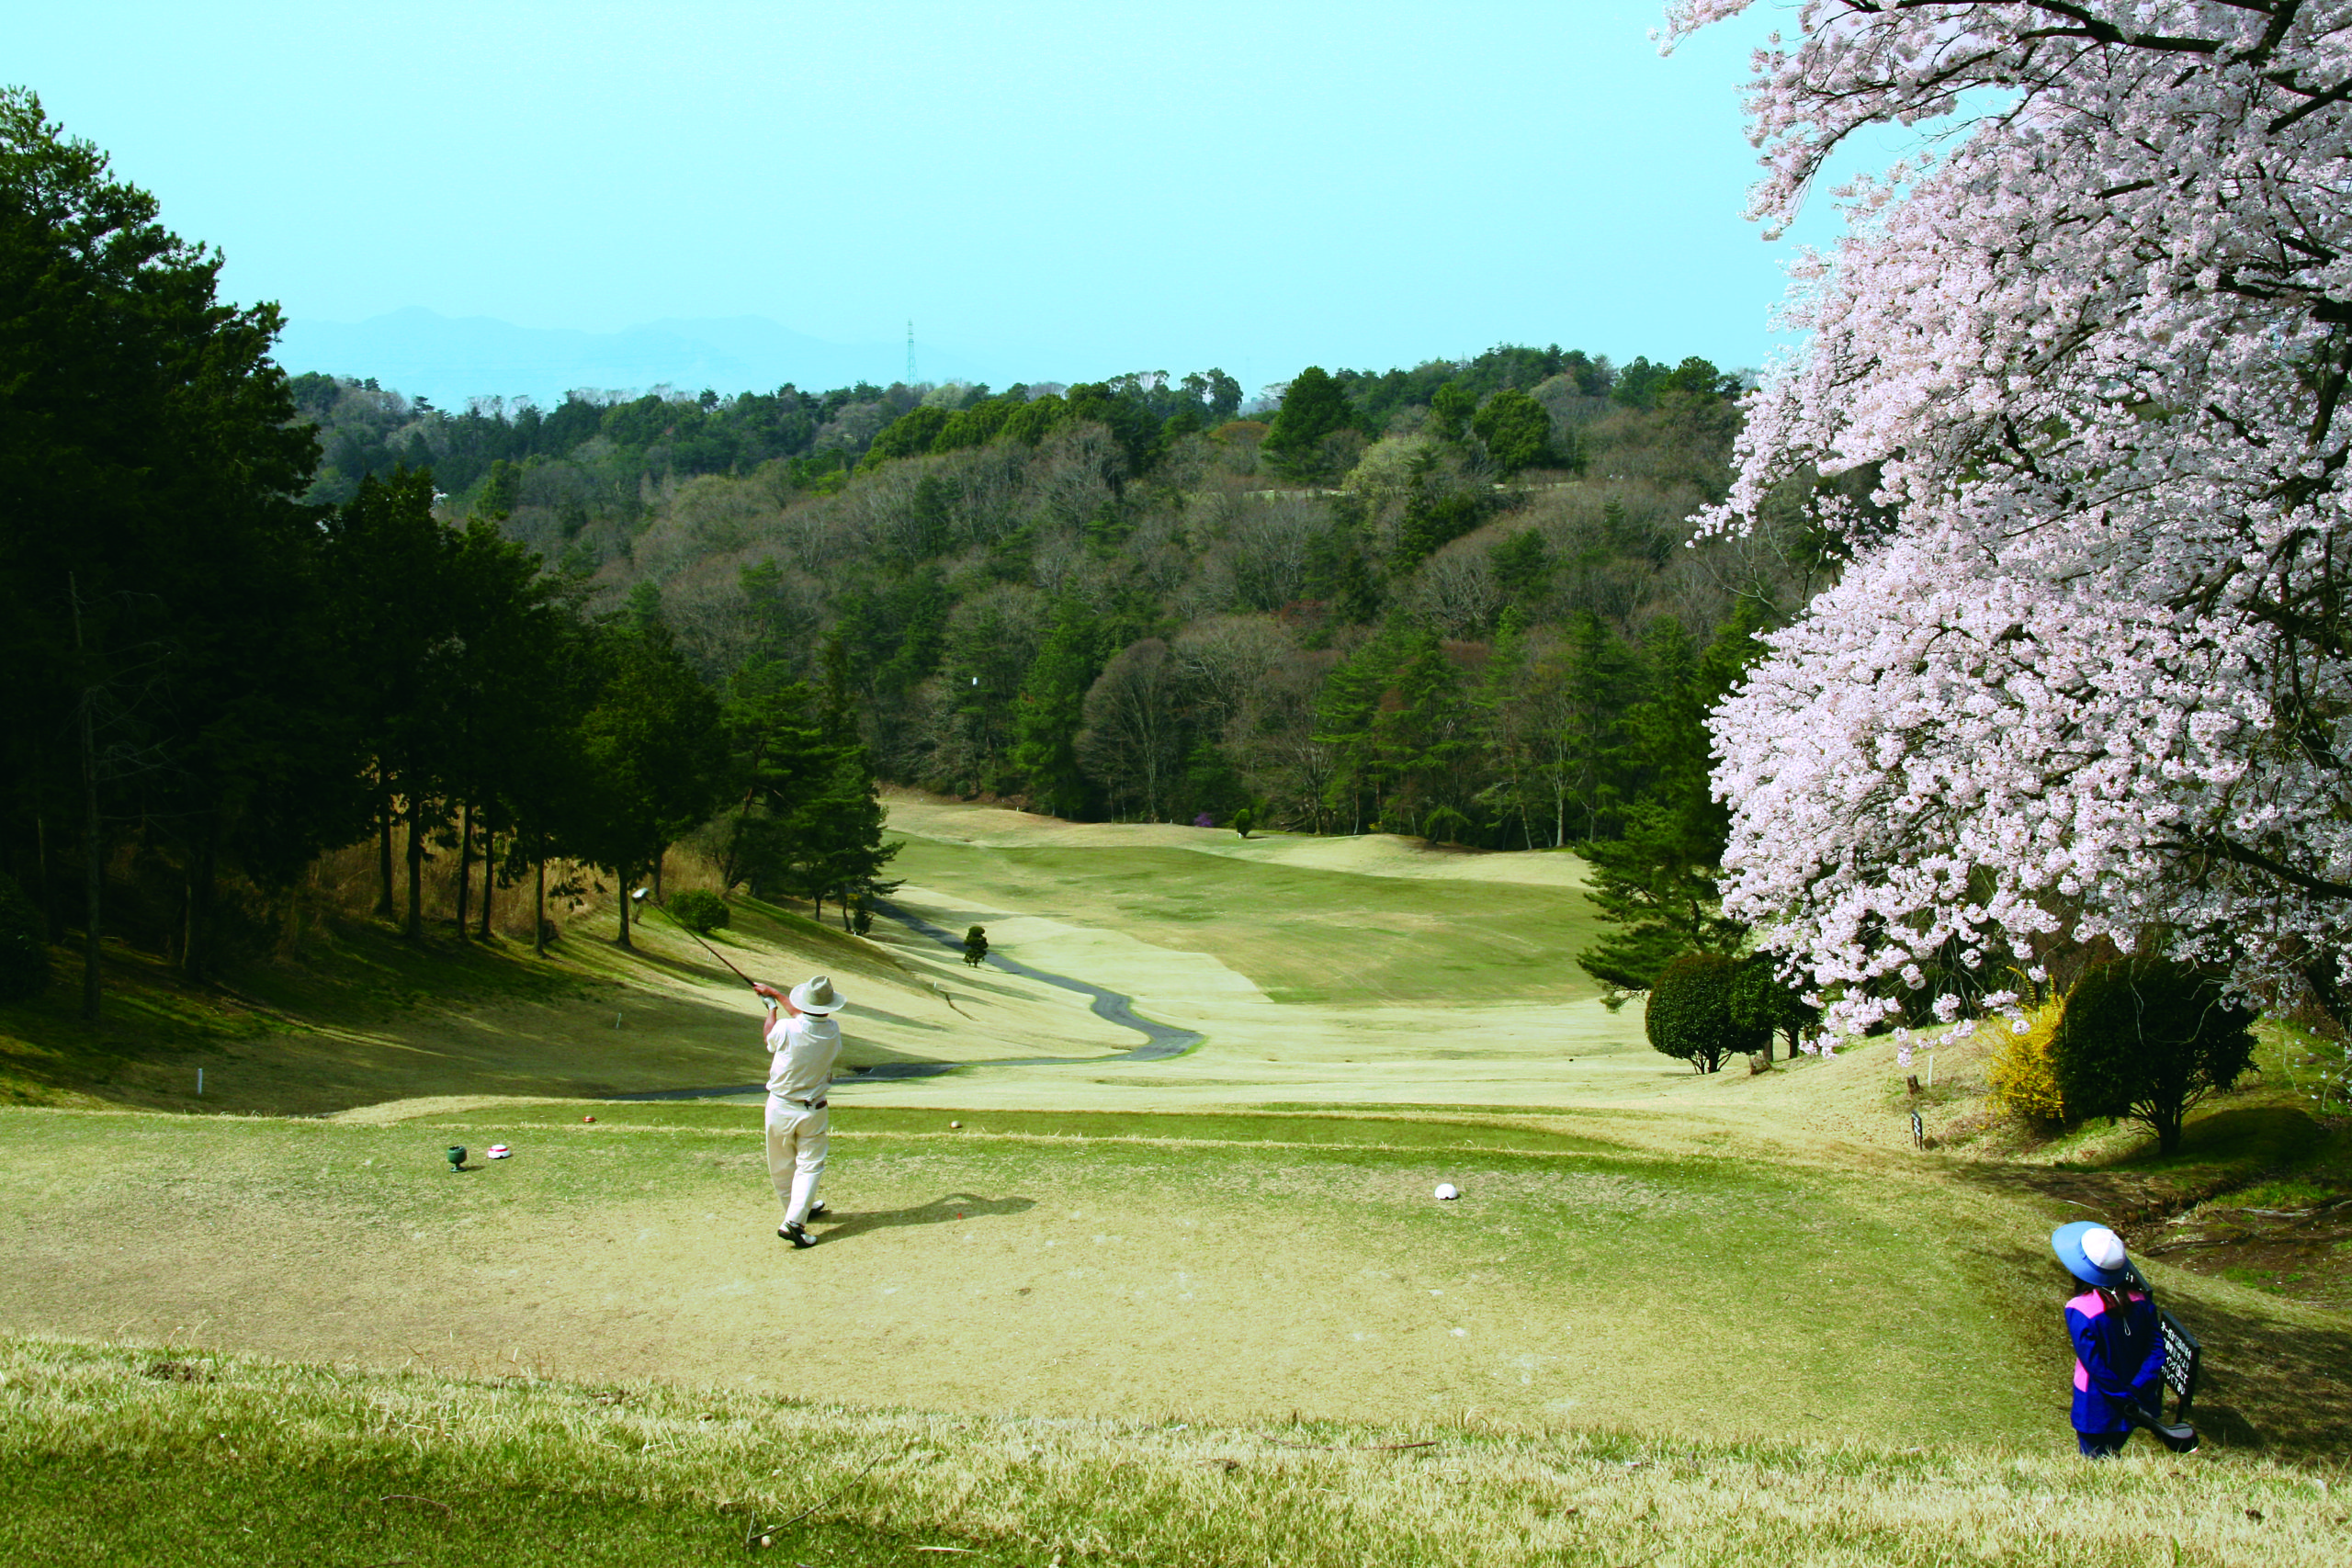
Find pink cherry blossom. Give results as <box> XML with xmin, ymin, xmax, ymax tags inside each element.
<box><xmin>1668</xmin><ymin>4</ymin><xmax>2352</xmax><ymax>1032</ymax></box>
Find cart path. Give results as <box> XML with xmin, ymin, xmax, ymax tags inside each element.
<box><xmin>612</xmin><ymin>898</ymin><xmax>1202</xmax><ymax>1100</ymax></box>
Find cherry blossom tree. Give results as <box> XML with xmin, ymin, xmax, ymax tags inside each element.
<box><xmin>1667</xmin><ymin>3</ymin><xmax>2352</xmax><ymax>1033</ymax></box>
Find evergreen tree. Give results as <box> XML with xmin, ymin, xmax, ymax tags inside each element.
<box><xmin>1470</xmin><ymin>388</ymin><xmax>1559</xmax><ymax>476</ymax></box>
<box><xmin>1011</xmin><ymin>605</ymin><xmax>1102</xmax><ymax>817</ymax></box>
<box><xmin>1645</xmin><ymin>951</ymin><xmax>1768</xmax><ymax>1073</ymax></box>
<box><xmin>2052</xmin><ymin>958</ymin><xmax>2256</xmax><ymax>1156</ymax></box>
<box><xmin>2</xmin><ymin>88</ymin><xmax>349</xmax><ymax>1001</ymax></box>
<box><xmin>1261</xmin><ymin>367</ymin><xmax>1361</xmax><ymax>482</ymax></box>
<box><xmin>713</xmin><ymin>658</ymin><xmax>831</xmax><ymax>897</ymax></box>
<box><xmin>1313</xmin><ymin>628</ymin><xmax>1404</xmax><ymax>835</ymax></box>
<box><xmin>789</xmin><ymin>747</ymin><xmax>900</xmax><ymax>929</ymax></box>
<box><xmin>1576</xmin><ymin>608</ymin><xmax>1765</xmax><ymax>999</ymax></box>
<box><xmin>574</xmin><ymin>626</ymin><xmax>727</xmax><ymax>950</ymax></box>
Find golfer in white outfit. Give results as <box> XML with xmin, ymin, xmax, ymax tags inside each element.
<box><xmin>752</xmin><ymin>974</ymin><xmax>844</xmax><ymax>1247</ymax></box>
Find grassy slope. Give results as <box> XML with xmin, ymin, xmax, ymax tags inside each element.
<box><xmin>5</xmin><ymin>1336</ymin><xmax>2343</xmax><ymax>1568</ymax></box>
<box><xmin>0</xmin><ymin>895</ymin><xmax>1135</xmax><ymax>1115</ymax></box>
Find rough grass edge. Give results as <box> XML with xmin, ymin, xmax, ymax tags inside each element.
<box><xmin>2</xmin><ymin>1334</ymin><xmax>2345</xmax><ymax>1568</ymax></box>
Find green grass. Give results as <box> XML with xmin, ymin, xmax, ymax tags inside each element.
<box><xmin>886</xmin><ymin>838</ymin><xmax>1607</xmax><ymax>1005</ymax></box>
<box><xmin>439</xmin><ymin>1102</ymin><xmax>1628</xmax><ymax>1154</ymax></box>
<box><xmin>0</xmin><ymin>911</ymin><xmax>942</xmax><ymax>1116</ymax></box>
<box><xmin>4</xmin><ymin>1336</ymin><xmax>2340</xmax><ymax>1568</ymax></box>
<box><xmin>0</xmin><ymin>1102</ymin><xmax>2126</xmax><ymax>1450</ymax></box>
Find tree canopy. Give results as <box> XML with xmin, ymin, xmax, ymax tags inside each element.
<box><xmin>1681</xmin><ymin>0</ymin><xmax>2352</xmax><ymax>1033</ymax></box>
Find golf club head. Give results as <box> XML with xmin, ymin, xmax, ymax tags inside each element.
<box><xmin>2130</xmin><ymin>1398</ymin><xmax>2199</xmax><ymax>1452</ymax></box>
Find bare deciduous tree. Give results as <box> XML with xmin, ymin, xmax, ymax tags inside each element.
<box><xmin>1077</xmin><ymin>637</ymin><xmax>1185</xmax><ymax>820</ymax></box>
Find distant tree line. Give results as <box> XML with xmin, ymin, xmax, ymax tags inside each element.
<box><xmin>4</xmin><ymin>90</ymin><xmax>1817</xmax><ymax>1023</ymax></box>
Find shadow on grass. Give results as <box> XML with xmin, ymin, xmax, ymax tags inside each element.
<box><xmin>810</xmin><ymin>1191</ymin><xmax>1035</xmax><ymax>1247</ymax></box>
<box><xmin>2177</xmin><ymin>1292</ymin><xmax>2352</xmax><ymax>1452</ymax></box>
<box><xmin>1950</xmin><ymin>1107</ymin><xmax>2331</xmax><ymax>1228</ymax></box>
<box><xmin>843</xmin><ymin>1002</ymin><xmax>945</xmax><ymax>1033</ymax></box>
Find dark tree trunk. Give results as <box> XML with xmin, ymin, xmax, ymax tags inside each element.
<box><xmin>616</xmin><ymin>863</ymin><xmax>634</xmax><ymax>950</ymax></box>
<box><xmin>404</xmin><ymin>794</ymin><xmax>425</xmax><ymax>941</ymax></box>
<box><xmin>71</xmin><ymin>581</ymin><xmax>101</xmax><ymax>1023</ymax></box>
<box><xmin>375</xmin><ymin>793</ymin><xmax>395</xmax><ymax>918</ymax></box>
<box><xmin>533</xmin><ymin>843</ymin><xmax>547</xmax><ymax>957</ymax></box>
<box><xmin>652</xmin><ymin>849</ymin><xmax>664</xmax><ymax>901</ymax></box>
<box><xmin>479</xmin><ymin>829</ymin><xmax>494</xmax><ymax>942</ymax></box>
<box><xmin>182</xmin><ymin>815</ymin><xmax>218</xmax><ymax>984</ymax></box>
<box><xmin>455</xmin><ymin>799</ymin><xmax>474</xmax><ymax>939</ymax></box>
<box><xmin>78</xmin><ymin>702</ymin><xmax>102</xmax><ymax>1025</ymax></box>
<box><xmin>36</xmin><ymin>813</ymin><xmax>61</xmax><ymax>942</ymax></box>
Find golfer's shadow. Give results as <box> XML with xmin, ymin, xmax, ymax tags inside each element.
<box><xmin>816</xmin><ymin>1192</ymin><xmax>1034</xmax><ymax>1246</ymax></box>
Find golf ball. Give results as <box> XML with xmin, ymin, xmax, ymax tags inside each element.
<box><xmin>1434</xmin><ymin>1182</ymin><xmax>1460</xmax><ymax>1201</ymax></box>
<box><xmin>949</xmin><ymin>1121</ymin><xmax>962</xmax><ymax>1129</ymax></box>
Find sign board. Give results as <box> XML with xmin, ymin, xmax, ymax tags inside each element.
<box><xmin>2156</xmin><ymin>1309</ymin><xmax>2202</xmax><ymax>1413</ymax></box>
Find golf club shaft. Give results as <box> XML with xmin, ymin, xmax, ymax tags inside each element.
<box><xmin>639</xmin><ymin>893</ymin><xmax>756</xmax><ymax>987</ymax></box>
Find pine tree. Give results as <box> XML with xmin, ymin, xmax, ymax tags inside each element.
<box><xmin>1575</xmin><ymin>607</ymin><xmax>1765</xmax><ymax>1000</ymax></box>
<box><xmin>1261</xmin><ymin>367</ymin><xmax>1361</xmax><ymax>482</ymax></box>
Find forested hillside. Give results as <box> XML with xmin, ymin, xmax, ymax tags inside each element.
<box><xmin>3</xmin><ymin>83</ymin><xmax>1849</xmax><ymax>1023</ymax></box>
<box><xmin>292</xmin><ymin>343</ymin><xmax>1844</xmax><ymax>852</ymax></box>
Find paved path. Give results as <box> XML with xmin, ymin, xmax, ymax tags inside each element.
<box><xmin>611</xmin><ymin>898</ymin><xmax>1202</xmax><ymax>1100</ymax></box>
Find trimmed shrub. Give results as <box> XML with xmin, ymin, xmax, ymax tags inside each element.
<box><xmin>665</xmin><ymin>889</ymin><xmax>729</xmax><ymax>935</ymax></box>
<box><xmin>1987</xmin><ymin>998</ymin><xmax>2071</xmax><ymax>1125</ymax></box>
<box><xmin>1645</xmin><ymin>951</ymin><xmax>1768</xmax><ymax>1074</ymax></box>
<box><xmin>0</xmin><ymin>874</ymin><xmax>48</xmax><ymax>1001</ymax></box>
<box><xmin>964</xmin><ymin>925</ymin><xmax>989</xmax><ymax>967</ymax></box>
<box><xmin>2051</xmin><ymin>957</ymin><xmax>2256</xmax><ymax>1155</ymax></box>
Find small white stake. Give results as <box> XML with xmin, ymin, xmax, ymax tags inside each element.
<box><xmin>197</xmin><ymin>1068</ymin><xmax>203</xmax><ymax>1097</ymax></box>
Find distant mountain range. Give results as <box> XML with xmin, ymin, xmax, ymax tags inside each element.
<box><xmin>274</xmin><ymin>308</ymin><xmax>1005</xmax><ymax>407</ymax></box>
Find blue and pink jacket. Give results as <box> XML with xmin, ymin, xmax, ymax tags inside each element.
<box><xmin>2064</xmin><ymin>1287</ymin><xmax>2164</xmax><ymax>1435</ymax></box>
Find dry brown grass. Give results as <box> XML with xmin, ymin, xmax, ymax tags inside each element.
<box><xmin>4</xmin><ymin>1335</ymin><xmax>2344</xmax><ymax>1567</ymax></box>
<box><xmin>293</xmin><ymin>838</ymin><xmax>736</xmax><ymax>950</ymax></box>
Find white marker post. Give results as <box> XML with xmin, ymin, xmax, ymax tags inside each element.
<box><xmin>197</xmin><ymin>1068</ymin><xmax>203</xmax><ymax>1097</ymax></box>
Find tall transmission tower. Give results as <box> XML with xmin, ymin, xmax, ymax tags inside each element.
<box><xmin>906</xmin><ymin>320</ymin><xmax>916</xmax><ymax>384</ymax></box>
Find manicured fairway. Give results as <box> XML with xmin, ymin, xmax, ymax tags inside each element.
<box><xmin>0</xmin><ymin>1101</ymin><xmax>2113</xmax><ymax>1449</ymax></box>
<box><xmin>885</xmin><ymin>834</ymin><xmax>1606</xmax><ymax>1006</ymax></box>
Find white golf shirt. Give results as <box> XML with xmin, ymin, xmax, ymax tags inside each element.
<box><xmin>765</xmin><ymin>1009</ymin><xmax>842</xmax><ymax>1103</ymax></box>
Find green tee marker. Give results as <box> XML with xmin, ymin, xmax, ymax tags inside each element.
<box><xmin>447</xmin><ymin>1145</ymin><xmax>467</xmax><ymax>1172</ymax></box>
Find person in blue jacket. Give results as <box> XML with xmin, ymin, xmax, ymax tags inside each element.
<box><xmin>2052</xmin><ymin>1220</ymin><xmax>2165</xmax><ymax>1457</ymax></box>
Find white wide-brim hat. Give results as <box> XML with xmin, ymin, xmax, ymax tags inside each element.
<box><xmin>790</xmin><ymin>975</ymin><xmax>845</xmax><ymax>1014</ymax></box>
<box><xmin>2052</xmin><ymin>1220</ymin><xmax>2129</xmax><ymax>1288</ymax></box>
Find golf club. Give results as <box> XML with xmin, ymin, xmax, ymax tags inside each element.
<box><xmin>2125</xmin><ymin>1391</ymin><xmax>2199</xmax><ymax>1452</ymax></box>
<box><xmin>630</xmin><ymin>887</ymin><xmax>758</xmax><ymax>989</ymax></box>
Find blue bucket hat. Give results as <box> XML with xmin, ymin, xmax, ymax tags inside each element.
<box><xmin>2051</xmin><ymin>1220</ymin><xmax>2129</xmax><ymax>1288</ymax></box>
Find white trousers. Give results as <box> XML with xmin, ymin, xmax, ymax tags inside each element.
<box><xmin>764</xmin><ymin>1096</ymin><xmax>829</xmax><ymax>1225</ymax></box>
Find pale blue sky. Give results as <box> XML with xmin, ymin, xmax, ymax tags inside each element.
<box><xmin>16</xmin><ymin>2</ymin><xmax>1873</xmax><ymax>399</ymax></box>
